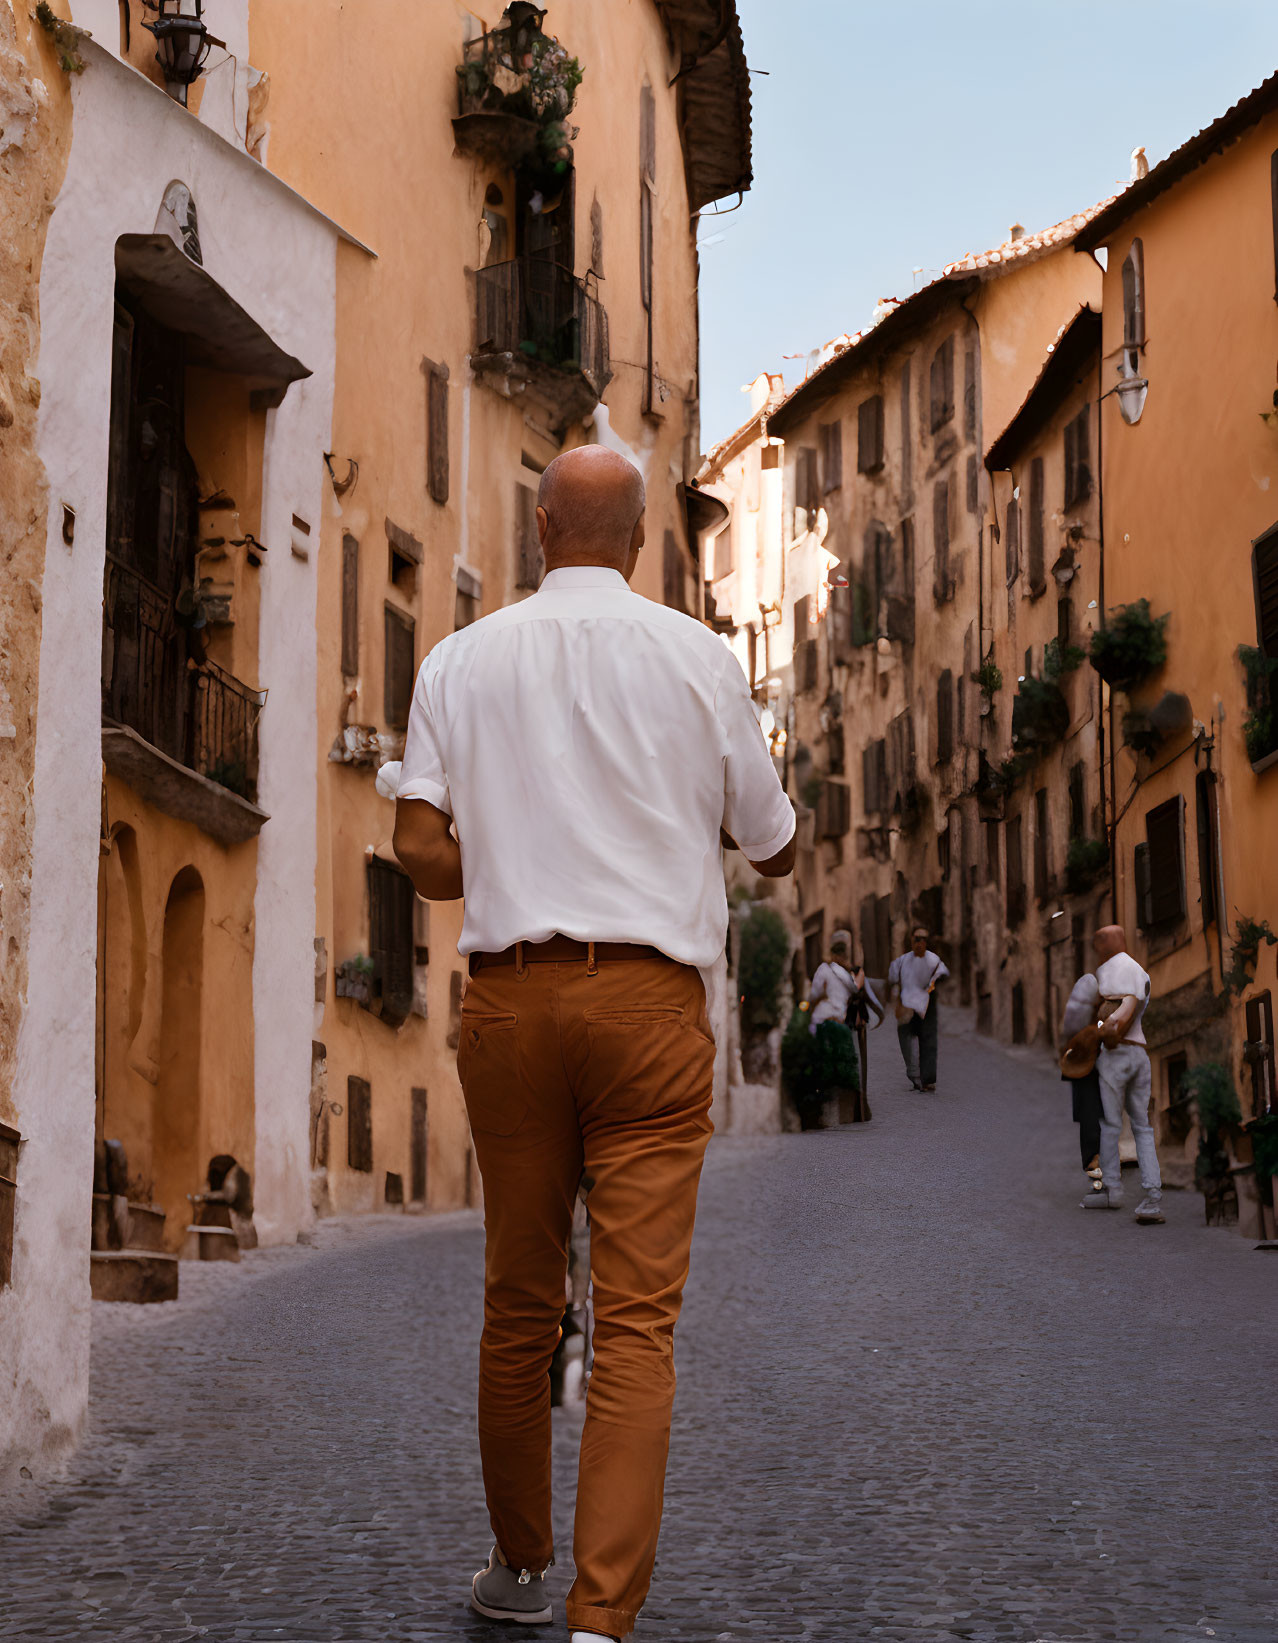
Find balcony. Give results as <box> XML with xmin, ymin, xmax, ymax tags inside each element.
<box><xmin>102</xmin><ymin>559</ymin><xmax>268</xmax><ymax>845</ymax></box>
<box><xmin>452</xmin><ymin>5</ymin><xmax>582</xmax><ymax>169</ymax></box>
<box><xmin>471</xmin><ymin>255</ymin><xmax>610</xmax><ymax>432</ymax></box>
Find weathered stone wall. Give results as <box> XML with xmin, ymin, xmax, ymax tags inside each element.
<box><xmin>0</xmin><ymin>1</ymin><xmax>71</xmax><ymax>1129</ymax></box>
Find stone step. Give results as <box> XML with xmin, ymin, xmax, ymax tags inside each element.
<box><xmin>91</xmin><ymin>1192</ymin><xmax>129</xmax><ymax>1252</ymax></box>
<box><xmin>182</xmin><ymin>1225</ymin><xmax>240</xmax><ymax>1263</ymax></box>
<box><xmin>90</xmin><ymin>1251</ymin><xmax>179</xmax><ymax>1304</ymax></box>
<box><xmin>125</xmin><ymin>1202</ymin><xmax>167</xmax><ymax>1252</ymax></box>
<box><xmin>192</xmin><ymin>1201</ymin><xmax>233</xmax><ymax>1230</ymax></box>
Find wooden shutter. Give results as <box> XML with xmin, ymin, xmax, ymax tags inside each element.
<box><xmin>1145</xmin><ymin>795</ymin><xmax>1187</xmax><ymax>925</ymax></box>
<box><xmin>1245</xmin><ymin>993</ymin><xmax>1275</xmax><ymax>1116</ymax></box>
<box><xmin>796</xmin><ymin>448</ymin><xmax>819</xmax><ymax>516</ymax></box>
<box><xmin>932</xmin><ymin>479</ymin><xmax>950</xmax><ymax>600</ymax></box>
<box><xmin>1027</xmin><ymin>457</ymin><xmax>1045</xmax><ymax>592</ymax></box>
<box><xmin>640</xmin><ymin>83</ymin><xmax>656</xmax><ymax>414</ymax></box>
<box><xmin>966</xmin><ymin>454</ymin><xmax>978</xmax><ymax>514</ymax></box>
<box><xmin>875</xmin><ymin>895</ymin><xmax>892</xmax><ymax>977</ymax></box>
<box><xmin>1253</xmin><ymin>524</ymin><xmax>1278</xmax><ymax>655</ymax></box>
<box><xmin>1064</xmin><ymin>406</ymin><xmax>1092</xmax><ymax>508</ymax></box>
<box><xmin>346</xmin><ymin>1077</ymin><xmax>372</xmax><ymax>1173</ymax></box>
<box><xmin>1005</xmin><ymin>813</ymin><xmax>1025</xmax><ymax>924</ymax></box>
<box><xmin>369</xmin><ymin>856</ymin><xmax>416</xmax><ymax>1026</ymax></box>
<box><xmin>827</xmin><ymin>720</ymin><xmax>845</xmax><ymax>775</ymax></box>
<box><xmin>859</xmin><ymin>895</ymin><xmax>879</xmax><ymax>975</ymax></box>
<box><xmin>816</xmin><ymin>779</ymin><xmax>850</xmax><ymax>839</ymax></box>
<box><xmin>1034</xmin><ymin>787</ymin><xmax>1049</xmax><ymax>901</ymax></box>
<box><xmin>383</xmin><ymin>604</ymin><xmax>415</xmax><ymax>729</ymax></box>
<box><xmin>1134</xmin><ymin>841</ymin><xmax>1153</xmax><ymax>929</ymax></box>
<box><xmin>1195</xmin><ymin>770</ymin><xmax>1217</xmax><ymax>926</ymax></box>
<box><xmin>424</xmin><ymin>359</ymin><xmax>449</xmax><ymax>505</ymax></box>
<box><xmin>820</xmin><ymin>421</ymin><xmax>843</xmax><ymax>493</ymax></box>
<box><xmin>662</xmin><ymin>530</ymin><xmax>687</xmax><ymax>613</ymax></box>
<box><xmin>1122</xmin><ymin>238</ymin><xmax>1145</xmax><ymax>349</ymax></box>
<box><xmin>795</xmin><ymin>638</ymin><xmax>818</xmax><ymax>695</ymax></box>
<box><xmin>899</xmin><ymin>363</ymin><xmax>912</xmax><ymax>494</ymax></box>
<box><xmin>411</xmin><ymin>1088</ymin><xmax>428</xmax><ymax>1203</ymax></box>
<box><xmin>857</xmin><ymin>395</ymin><xmax>884</xmax><ymax>473</ymax></box>
<box><xmin>963</xmin><ymin>346</ymin><xmax>977</xmax><ymax>439</ymax></box>
<box><xmin>1005</xmin><ymin>496</ymin><xmax>1019</xmax><ymax>585</ymax></box>
<box><xmin>929</xmin><ymin>335</ymin><xmax>954</xmax><ymax>431</ymax></box>
<box><xmin>936</xmin><ymin>669</ymin><xmax>954</xmax><ymax>763</ymax></box>
<box><xmin>515</xmin><ymin>484</ymin><xmax>543</xmax><ymax>590</ymax></box>
<box><xmin>341</xmin><ymin>533</ymin><xmax>360</xmax><ymax>676</ymax></box>
<box><xmin>1068</xmin><ymin>761</ymin><xmax>1086</xmax><ymax>840</ymax></box>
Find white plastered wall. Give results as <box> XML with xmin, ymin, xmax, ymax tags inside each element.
<box><xmin>2</xmin><ymin>36</ymin><xmax>336</xmax><ymax>1480</ymax></box>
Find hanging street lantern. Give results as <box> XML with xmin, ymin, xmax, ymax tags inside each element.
<box><xmin>144</xmin><ymin>0</ymin><xmax>213</xmax><ymax>107</ymax></box>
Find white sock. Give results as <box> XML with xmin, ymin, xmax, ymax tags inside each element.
<box><xmin>570</xmin><ymin>1632</ymin><xmax>617</xmax><ymax>1642</ymax></box>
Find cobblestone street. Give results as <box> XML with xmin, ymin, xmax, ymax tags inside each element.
<box><xmin>4</xmin><ymin>1014</ymin><xmax>1276</xmax><ymax>1643</ymax></box>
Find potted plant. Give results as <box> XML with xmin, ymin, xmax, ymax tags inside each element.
<box><xmin>335</xmin><ymin>955</ymin><xmax>375</xmax><ymax>1005</ymax></box>
<box><xmin>736</xmin><ymin>903</ymin><xmax>788</xmax><ymax>1081</ymax></box>
<box><xmin>1223</xmin><ymin>915</ymin><xmax>1277</xmax><ymax>996</ymax></box>
<box><xmin>1065</xmin><ymin>836</ymin><xmax>1109</xmax><ymax>895</ymax></box>
<box><xmin>1011</xmin><ymin>675</ymin><xmax>1070</xmax><ymax>752</ymax></box>
<box><xmin>1237</xmin><ymin>644</ymin><xmax>1278</xmax><ymax>766</ymax></box>
<box><xmin>1088</xmin><ymin>598</ymin><xmax>1169</xmax><ymax>690</ymax></box>
<box><xmin>780</xmin><ymin>1008</ymin><xmax>860</xmax><ymax>1130</ymax></box>
<box><xmin>1182</xmin><ymin>1061</ymin><xmax>1242</xmax><ymax>1226</ymax></box>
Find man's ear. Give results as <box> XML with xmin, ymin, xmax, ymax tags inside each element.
<box><xmin>536</xmin><ymin>505</ymin><xmax>550</xmax><ymax>547</ymax></box>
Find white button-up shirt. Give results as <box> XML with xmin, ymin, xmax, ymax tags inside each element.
<box><xmin>398</xmin><ymin>566</ymin><xmax>795</xmax><ymax>967</ymax></box>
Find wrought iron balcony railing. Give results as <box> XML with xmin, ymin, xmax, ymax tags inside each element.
<box><xmin>103</xmin><ymin>558</ymin><xmax>265</xmax><ymax>802</ymax></box>
<box><xmin>473</xmin><ymin>256</ymin><xmax>610</xmax><ymax>401</ymax></box>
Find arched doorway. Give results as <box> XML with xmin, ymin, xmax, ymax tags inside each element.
<box><xmin>153</xmin><ymin>866</ymin><xmax>204</xmax><ymax>1250</ymax></box>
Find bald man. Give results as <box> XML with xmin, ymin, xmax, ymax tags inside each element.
<box><xmin>393</xmin><ymin>445</ymin><xmax>796</xmax><ymax>1641</ymax></box>
<box><xmin>1082</xmin><ymin>924</ymin><xmax>1164</xmax><ymax>1223</ymax></box>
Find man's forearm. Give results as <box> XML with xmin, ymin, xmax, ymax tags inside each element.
<box><xmin>397</xmin><ymin>840</ymin><xmax>463</xmax><ymax>901</ymax></box>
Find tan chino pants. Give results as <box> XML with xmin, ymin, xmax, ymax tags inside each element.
<box><xmin>458</xmin><ymin>954</ymin><xmax>715</xmax><ymax>1638</ymax></box>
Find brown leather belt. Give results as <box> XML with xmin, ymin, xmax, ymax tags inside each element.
<box><xmin>469</xmin><ymin>936</ymin><xmax>668</xmax><ymax>975</ymax></box>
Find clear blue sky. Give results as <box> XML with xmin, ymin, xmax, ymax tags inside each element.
<box><xmin>699</xmin><ymin>0</ymin><xmax>1278</xmax><ymax>446</ymax></box>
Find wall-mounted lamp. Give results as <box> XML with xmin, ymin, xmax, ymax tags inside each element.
<box><xmin>144</xmin><ymin>0</ymin><xmax>213</xmax><ymax>106</ymax></box>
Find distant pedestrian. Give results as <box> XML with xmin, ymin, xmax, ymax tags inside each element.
<box><xmin>887</xmin><ymin>927</ymin><xmax>949</xmax><ymax>1092</ymax></box>
<box><xmin>1060</xmin><ymin>971</ymin><xmax>1104</xmax><ymax>1193</ymax></box>
<box><xmin>1081</xmin><ymin>925</ymin><xmax>1164</xmax><ymax>1223</ymax></box>
<box><xmin>807</xmin><ymin>930</ymin><xmax>882</xmax><ymax>1118</ymax></box>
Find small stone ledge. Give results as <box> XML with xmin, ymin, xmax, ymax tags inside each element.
<box><xmin>102</xmin><ymin>724</ymin><xmax>268</xmax><ymax>846</ymax></box>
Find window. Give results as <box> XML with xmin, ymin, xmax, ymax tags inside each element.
<box><xmin>886</xmin><ymin>709</ymin><xmax>915</xmax><ymax>809</ymax></box>
<box><xmin>793</xmin><ymin>593</ymin><xmax>813</xmax><ymax>633</ymax></box>
<box><xmin>1011</xmin><ymin>980</ymin><xmax>1026</xmax><ymax>1044</ymax></box>
<box><xmin>1034</xmin><ymin>787</ymin><xmax>1050</xmax><ymax>902</ymax></box>
<box><xmin>857</xmin><ymin>395</ymin><xmax>884</xmax><ymax>473</ymax></box>
<box><xmin>929</xmin><ymin>335</ymin><xmax>955</xmax><ymax>431</ymax></box>
<box><xmin>1027</xmin><ymin>456</ymin><xmax>1045</xmax><ymax>593</ymax></box>
<box><xmin>514</xmin><ymin>483</ymin><xmax>543</xmax><ymax>591</ymax></box>
<box><xmin>1068</xmin><ymin>761</ymin><xmax>1086</xmax><ymax>840</ymax></box>
<box><xmin>386</xmin><ymin>517</ymin><xmax>421</xmax><ymax>596</ymax></box>
<box><xmin>983</xmin><ymin>816</ymin><xmax>1000</xmax><ymax>884</ymax></box>
<box><xmin>932</xmin><ymin>479</ymin><xmax>951</xmax><ymax>602</ymax></box>
<box><xmin>1253</xmin><ymin>522</ymin><xmax>1278</xmax><ymax>655</ymax></box>
<box><xmin>590</xmin><ymin>192</ymin><xmax>604</xmax><ymax>275</ymax></box>
<box><xmin>820</xmin><ymin>421</ymin><xmax>843</xmax><ymax>492</ymax></box>
<box><xmin>814</xmin><ymin>780</ymin><xmax>851</xmax><ymax>839</ymax></box>
<box><xmin>938</xmin><ymin>820</ymin><xmax>951</xmax><ymax>881</ymax></box>
<box><xmin>347</xmin><ymin>1077</ymin><xmax>372</xmax><ymax>1173</ymax></box>
<box><xmin>341</xmin><ymin>533</ymin><xmax>359</xmax><ymax>676</ymax></box>
<box><xmin>803</xmin><ymin>911</ymin><xmax>825</xmax><ymax>979</ymax></box>
<box><xmin>862</xmin><ymin>737</ymin><xmax>888</xmax><ymax>815</ymax></box>
<box><xmin>1004</xmin><ymin>495</ymin><xmax>1020</xmax><ymax>586</ymax></box>
<box><xmin>1121</xmin><ymin>238</ymin><xmax>1145</xmax><ymax>356</ymax></box>
<box><xmin>1058</xmin><ymin>596</ymin><xmax>1073</xmax><ymax>647</ymax></box>
<box><xmin>966</xmin><ymin>453</ymin><xmax>978</xmax><ymax>514</ymax></box>
<box><xmin>424</xmin><ymin>357</ymin><xmax>449</xmax><ymax>505</ymax></box>
<box><xmin>1135</xmin><ymin>794</ymin><xmax>1186</xmax><ymax>929</ymax></box>
<box><xmin>455</xmin><ymin>565</ymin><xmax>481</xmax><ymax>630</ymax></box>
<box><xmin>1006</xmin><ymin>812</ymin><xmax>1026</xmax><ymax>924</ymax></box>
<box><xmin>639</xmin><ymin>83</ymin><xmax>657</xmax><ymax>414</ymax></box>
<box><xmin>369</xmin><ymin>856</ymin><xmax>415</xmax><ymax>1026</ymax></box>
<box><xmin>795</xmin><ymin>637</ymin><xmax>819</xmax><ymax>695</ymax></box>
<box><xmin>935</xmin><ymin>668</ymin><xmax>954</xmax><ymax>763</ymax></box>
<box><xmin>827</xmin><ymin>719</ymin><xmax>845</xmax><ymax>775</ymax></box>
<box><xmin>383</xmin><ymin>604</ymin><xmax>415</xmax><ymax>729</ymax></box>
<box><xmin>1195</xmin><ymin>769</ymin><xmax>1218</xmax><ymax>926</ymax></box>
<box><xmin>1063</xmin><ymin>405</ymin><xmax>1092</xmax><ymax>508</ymax></box>
<box><xmin>795</xmin><ymin>448</ymin><xmax>819</xmax><ymax>519</ymax></box>
<box><xmin>663</xmin><ymin>530</ymin><xmax>688</xmax><ymax>613</ymax></box>
<box><xmin>1245</xmin><ymin>992</ymin><xmax>1275</xmax><ymax>1117</ymax></box>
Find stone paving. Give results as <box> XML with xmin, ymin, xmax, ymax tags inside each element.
<box><xmin>3</xmin><ymin>1012</ymin><xmax>1276</xmax><ymax>1643</ymax></box>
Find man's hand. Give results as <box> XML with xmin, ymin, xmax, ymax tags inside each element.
<box><xmin>1098</xmin><ymin>996</ymin><xmax>1137</xmax><ymax>1048</ymax></box>
<box><xmin>393</xmin><ymin>798</ymin><xmax>463</xmax><ymax>900</ymax></box>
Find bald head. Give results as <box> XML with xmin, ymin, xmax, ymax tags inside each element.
<box><xmin>1093</xmin><ymin>925</ymin><xmax>1128</xmax><ymax>963</ymax></box>
<box><xmin>537</xmin><ymin>445</ymin><xmax>646</xmax><ymax>574</ymax></box>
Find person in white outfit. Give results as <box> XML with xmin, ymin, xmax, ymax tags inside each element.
<box><xmin>808</xmin><ymin>932</ymin><xmax>882</xmax><ymax>1107</ymax></box>
<box><xmin>1082</xmin><ymin>924</ymin><xmax>1164</xmax><ymax>1224</ymax></box>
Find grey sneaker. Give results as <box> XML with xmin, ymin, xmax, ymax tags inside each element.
<box><xmin>471</xmin><ymin>1547</ymin><xmax>553</xmax><ymax>1624</ymax></box>
<box><xmin>1134</xmin><ymin>1193</ymin><xmax>1165</xmax><ymax>1223</ymax></box>
<box><xmin>1081</xmin><ymin>1188</ymin><xmax>1124</xmax><ymax>1210</ymax></box>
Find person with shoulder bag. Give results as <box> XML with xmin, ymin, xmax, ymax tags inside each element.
<box><xmin>886</xmin><ymin>926</ymin><xmax>949</xmax><ymax>1092</ymax></box>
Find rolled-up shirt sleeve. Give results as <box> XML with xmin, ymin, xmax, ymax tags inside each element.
<box><xmin>397</xmin><ymin>658</ymin><xmax>452</xmax><ymax>815</ymax></box>
<box><xmin>718</xmin><ymin>655</ymin><xmax>796</xmax><ymax>859</ymax></box>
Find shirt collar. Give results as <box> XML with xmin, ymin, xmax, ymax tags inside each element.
<box><xmin>539</xmin><ymin>566</ymin><xmax>631</xmax><ymax>592</ymax></box>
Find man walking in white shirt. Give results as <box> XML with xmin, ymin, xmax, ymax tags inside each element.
<box><xmin>392</xmin><ymin>446</ymin><xmax>796</xmax><ymax>1641</ymax></box>
<box><xmin>887</xmin><ymin>927</ymin><xmax>949</xmax><ymax>1091</ymax></box>
<box><xmin>1082</xmin><ymin>924</ymin><xmax>1164</xmax><ymax>1223</ymax></box>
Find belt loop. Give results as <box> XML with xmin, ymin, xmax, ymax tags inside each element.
<box><xmin>586</xmin><ymin>941</ymin><xmax>598</xmax><ymax>976</ymax></box>
<box><xmin>515</xmin><ymin>940</ymin><xmax>528</xmax><ymax>979</ymax></box>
